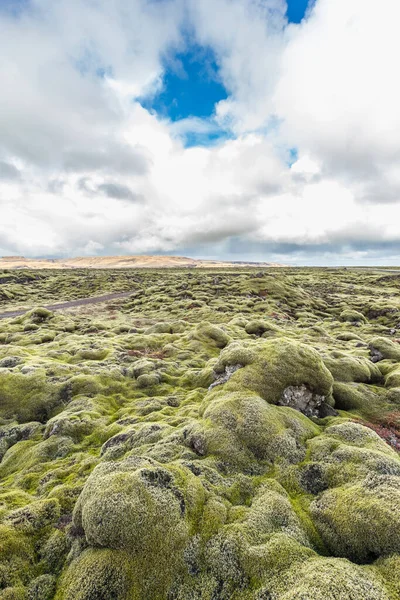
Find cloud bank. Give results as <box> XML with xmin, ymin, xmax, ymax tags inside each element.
<box><xmin>0</xmin><ymin>0</ymin><xmax>399</xmax><ymax>264</ymax></box>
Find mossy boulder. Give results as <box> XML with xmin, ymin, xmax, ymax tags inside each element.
<box><xmin>213</xmin><ymin>343</ymin><xmax>257</xmax><ymax>373</ymax></box>
<box><xmin>192</xmin><ymin>323</ymin><xmax>230</xmax><ymax>348</ymax></box>
<box><xmin>385</xmin><ymin>365</ymin><xmax>400</xmax><ymax>388</ymax></box>
<box><xmin>44</xmin><ymin>398</ymin><xmax>103</xmax><ymax>442</ymax></box>
<box><xmin>324</xmin><ymin>422</ymin><xmax>393</xmax><ymax>450</ymax></box>
<box><xmin>230</xmin><ymin>483</ymin><xmax>311</xmax><ymax>547</ymax></box>
<box><xmin>6</xmin><ymin>499</ymin><xmax>60</xmax><ymax>533</ymax></box>
<box><xmin>72</xmin><ymin>461</ymin><xmax>194</xmax><ymax>597</ymax></box>
<box><xmin>202</xmin><ymin>391</ymin><xmax>319</xmax><ymax>470</ymax></box>
<box><xmin>56</xmin><ymin>548</ymin><xmax>134</xmax><ymax>600</ymax></box>
<box><xmin>220</xmin><ymin>339</ymin><xmax>335</xmax><ymax>416</ymax></box>
<box><xmin>324</xmin><ymin>354</ymin><xmax>382</xmax><ymax>384</ymax></box>
<box><xmin>27</xmin><ymin>575</ymin><xmax>56</xmax><ymax>600</ymax></box>
<box><xmin>310</xmin><ymin>474</ymin><xmax>400</xmax><ymax>562</ymax></box>
<box><xmin>39</xmin><ymin>530</ymin><xmax>71</xmax><ymax>575</ymax></box>
<box><xmin>267</xmin><ymin>556</ymin><xmax>390</xmax><ymax>600</ymax></box>
<box><xmin>136</xmin><ymin>372</ymin><xmax>161</xmax><ymax>388</ymax></box>
<box><xmin>332</xmin><ymin>382</ymin><xmax>387</xmax><ymax>417</ymax></box>
<box><xmin>23</xmin><ymin>307</ymin><xmax>54</xmax><ymax>325</ymax></box>
<box><xmin>245</xmin><ymin>319</ymin><xmax>279</xmax><ymax>336</ymax></box>
<box><xmin>340</xmin><ymin>309</ymin><xmax>367</xmax><ymax>323</ymax></box>
<box><xmin>305</xmin><ymin>422</ymin><xmax>400</xmax><ymax>488</ymax></box>
<box><xmin>369</xmin><ymin>337</ymin><xmax>400</xmax><ymax>362</ymax></box>
<box><xmin>336</xmin><ymin>332</ymin><xmax>362</xmax><ymax>341</ymax></box>
<box><xmin>0</xmin><ymin>370</ymin><xmax>61</xmax><ymax>423</ymax></box>
<box><xmin>0</xmin><ymin>436</ymin><xmax>73</xmax><ymax>479</ymax></box>
<box><xmin>0</xmin><ymin>525</ymin><xmax>34</xmax><ymax>588</ymax></box>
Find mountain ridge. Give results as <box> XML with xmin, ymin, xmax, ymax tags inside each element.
<box><xmin>0</xmin><ymin>254</ymin><xmax>283</xmax><ymax>269</ymax></box>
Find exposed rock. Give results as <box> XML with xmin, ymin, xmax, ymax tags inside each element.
<box><xmin>208</xmin><ymin>364</ymin><xmax>243</xmax><ymax>390</ymax></box>
<box><xmin>370</xmin><ymin>346</ymin><xmax>384</xmax><ymax>363</ymax></box>
<box><xmin>0</xmin><ymin>356</ymin><xmax>22</xmax><ymax>369</ymax></box>
<box><xmin>300</xmin><ymin>463</ymin><xmax>328</xmax><ymax>495</ymax></box>
<box><xmin>279</xmin><ymin>384</ymin><xmax>337</xmax><ymax>418</ymax></box>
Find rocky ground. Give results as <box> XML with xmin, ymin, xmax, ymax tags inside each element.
<box><xmin>0</xmin><ymin>267</ymin><xmax>399</xmax><ymax>599</ymax></box>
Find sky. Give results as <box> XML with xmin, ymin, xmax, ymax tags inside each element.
<box><xmin>0</xmin><ymin>0</ymin><xmax>400</xmax><ymax>265</ymax></box>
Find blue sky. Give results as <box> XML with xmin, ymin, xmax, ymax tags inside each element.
<box><xmin>0</xmin><ymin>0</ymin><xmax>29</xmax><ymax>16</ymax></box>
<box><xmin>140</xmin><ymin>0</ymin><xmax>311</xmax><ymax>144</ymax></box>
<box><xmin>286</xmin><ymin>0</ymin><xmax>311</xmax><ymax>23</ymax></box>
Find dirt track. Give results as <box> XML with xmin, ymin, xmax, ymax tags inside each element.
<box><xmin>0</xmin><ymin>290</ymin><xmax>134</xmax><ymax>320</ymax></box>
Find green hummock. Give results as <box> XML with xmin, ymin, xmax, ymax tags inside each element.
<box><xmin>0</xmin><ymin>267</ymin><xmax>399</xmax><ymax>599</ymax></box>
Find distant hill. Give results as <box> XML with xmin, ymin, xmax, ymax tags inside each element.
<box><xmin>0</xmin><ymin>255</ymin><xmax>283</xmax><ymax>269</ymax></box>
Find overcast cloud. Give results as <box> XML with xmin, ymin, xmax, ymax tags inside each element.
<box><xmin>0</xmin><ymin>0</ymin><xmax>399</xmax><ymax>264</ymax></box>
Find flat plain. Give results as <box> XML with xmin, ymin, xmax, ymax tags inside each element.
<box><xmin>0</xmin><ymin>267</ymin><xmax>400</xmax><ymax>599</ymax></box>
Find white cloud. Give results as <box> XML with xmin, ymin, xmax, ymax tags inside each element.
<box><xmin>0</xmin><ymin>0</ymin><xmax>399</xmax><ymax>264</ymax></box>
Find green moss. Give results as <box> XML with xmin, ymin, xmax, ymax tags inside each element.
<box><xmin>23</xmin><ymin>307</ymin><xmax>54</xmax><ymax>325</ymax></box>
<box><xmin>1</xmin><ymin>268</ymin><xmax>400</xmax><ymax>598</ymax></box>
<box><xmin>27</xmin><ymin>575</ymin><xmax>56</xmax><ymax>600</ymax></box>
<box><xmin>0</xmin><ymin>436</ymin><xmax>73</xmax><ymax>479</ymax></box>
<box><xmin>267</xmin><ymin>556</ymin><xmax>390</xmax><ymax>599</ymax></box>
<box><xmin>324</xmin><ymin>354</ymin><xmax>382</xmax><ymax>383</ymax></box>
<box><xmin>192</xmin><ymin>322</ymin><xmax>230</xmax><ymax>348</ymax></box>
<box><xmin>202</xmin><ymin>391</ymin><xmax>319</xmax><ymax>471</ymax></box>
<box><xmin>369</xmin><ymin>337</ymin><xmax>400</xmax><ymax>361</ymax></box>
<box><xmin>375</xmin><ymin>554</ymin><xmax>400</xmax><ymax>598</ymax></box>
<box><xmin>244</xmin><ymin>320</ymin><xmax>279</xmax><ymax>336</ymax></box>
<box><xmin>230</xmin><ymin>483</ymin><xmax>311</xmax><ymax>548</ymax></box>
<box><xmin>136</xmin><ymin>372</ymin><xmax>161</xmax><ymax>388</ymax></box>
<box><xmin>39</xmin><ymin>530</ymin><xmax>71</xmax><ymax>574</ymax></box>
<box><xmin>336</xmin><ymin>332</ymin><xmax>362</xmax><ymax>341</ymax></box>
<box><xmin>56</xmin><ymin>548</ymin><xmax>134</xmax><ymax>600</ymax></box>
<box><xmin>385</xmin><ymin>365</ymin><xmax>400</xmax><ymax>388</ymax></box>
<box><xmin>340</xmin><ymin>309</ymin><xmax>367</xmax><ymax>323</ymax></box>
<box><xmin>310</xmin><ymin>474</ymin><xmax>400</xmax><ymax>562</ymax></box>
<box><xmin>72</xmin><ymin>461</ymin><xmax>192</xmax><ymax>597</ymax></box>
<box><xmin>221</xmin><ymin>339</ymin><xmax>334</xmax><ymax>409</ymax></box>
<box><xmin>6</xmin><ymin>498</ymin><xmax>60</xmax><ymax>533</ymax></box>
<box><xmin>76</xmin><ymin>347</ymin><xmax>109</xmax><ymax>361</ymax></box>
<box><xmin>0</xmin><ymin>587</ymin><xmax>28</xmax><ymax>599</ymax></box>
<box><xmin>0</xmin><ymin>370</ymin><xmax>61</xmax><ymax>423</ymax></box>
<box><xmin>44</xmin><ymin>398</ymin><xmax>105</xmax><ymax>442</ymax></box>
<box><xmin>303</xmin><ymin>422</ymin><xmax>400</xmax><ymax>490</ymax></box>
<box><xmin>332</xmin><ymin>382</ymin><xmax>387</xmax><ymax>418</ymax></box>
<box><xmin>213</xmin><ymin>343</ymin><xmax>257</xmax><ymax>373</ymax></box>
<box><xmin>242</xmin><ymin>533</ymin><xmax>314</xmax><ymax>586</ymax></box>
<box><xmin>64</xmin><ymin>375</ymin><xmax>103</xmax><ymax>398</ymax></box>
<box><xmin>324</xmin><ymin>422</ymin><xmax>394</xmax><ymax>451</ymax></box>
<box><xmin>387</xmin><ymin>387</ymin><xmax>400</xmax><ymax>405</ymax></box>
<box><xmin>0</xmin><ymin>525</ymin><xmax>34</xmax><ymax>589</ymax></box>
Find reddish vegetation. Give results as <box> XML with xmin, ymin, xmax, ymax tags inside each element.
<box><xmin>355</xmin><ymin>411</ymin><xmax>400</xmax><ymax>451</ymax></box>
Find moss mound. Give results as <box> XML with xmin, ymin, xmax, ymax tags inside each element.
<box><xmin>220</xmin><ymin>339</ymin><xmax>334</xmax><ymax>405</ymax></box>
<box><xmin>1</xmin><ymin>268</ymin><xmax>400</xmax><ymax>598</ymax></box>
<box><xmin>56</xmin><ymin>549</ymin><xmax>134</xmax><ymax>600</ymax></box>
<box><xmin>340</xmin><ymin>309</ymin><xmax>367</xmax><ymax>323</ymax></box>
<box><xmin>72</xmin><ymin>461</ymin><xmax>192</xmax><ymax>597</ymax></box>
<box><xmin>369</xmin><ymin>337</ymin><xmax>400</xmax><ymax>362</ymax></box>
<box><xmin>203</xmin><ymin>391</ymin><xmax>319</xmax><ymax>470</ymax></box>
<box><xmin>269</xmin><ymin>556</ymin><xmax>390</xmax><ymax>600</ymax></box>
<box><xmin>311</xmin><ymin>474</ymin><xmax>400</xmax><ymax>562</ymax></box>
